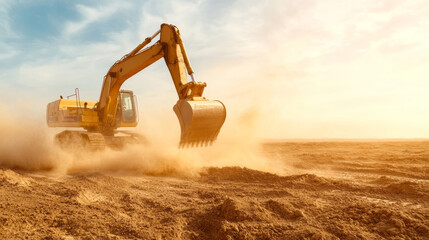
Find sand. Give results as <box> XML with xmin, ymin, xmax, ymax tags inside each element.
<box><xmin>0</xmin><ymin>141</ymin><xmax>428</xmax><ymax>239</ymax></box>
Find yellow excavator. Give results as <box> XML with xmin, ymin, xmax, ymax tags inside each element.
<box><xmin>46</xmin><ymin>23</ymin><xmax>226</xmax><ymax>149</ymax></box>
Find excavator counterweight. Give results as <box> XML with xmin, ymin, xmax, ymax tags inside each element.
<box><xmin>46</xmin><ymin>23</ymin><xmax>226</xmax><ymax>149</ymax></box>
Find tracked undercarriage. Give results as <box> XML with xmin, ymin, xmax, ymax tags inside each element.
<box><xmin>55</xmin><ymin>130</ymin><xmax>146</xmax><ymax>151</ymax></box>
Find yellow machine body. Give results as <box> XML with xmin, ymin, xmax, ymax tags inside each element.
<box><xmin>46</xmin><ymin>23</ymin><xmax>226</xmax><ymax>148</ymax></box>
<box><xmin>46</xmin><ymin>99</ymin><xmax>98</xmax><ymax>128</ymax></box>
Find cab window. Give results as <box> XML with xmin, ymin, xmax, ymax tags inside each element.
<box><xmin>120</xmin><ymin>92</ymin><xmax>136</xmax><ymax>122</ymax></box>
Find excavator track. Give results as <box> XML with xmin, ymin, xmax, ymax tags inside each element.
<box><xmin>104</xmin><ymin>132</ymin><xmax>147</xmax><ymax>150</ymax></box>
<box><xmin>55</xmin><ymin>130</ymin><xmax>106</xmax><ymax>151</ymax></box>
<box><xmin>85</xmin><ymin>132</ymin><xmax>106</xmax><ymax>150</ymax></box>
<box><xmin>55</xmin><ymin>130</ymin><xmax>147</xmax><ymax>151</ymax></box>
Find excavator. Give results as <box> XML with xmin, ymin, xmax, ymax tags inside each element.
<box><xmin>46</xmin><ymin>23</ymin><xmax>226</xmax><ymax>149</ymax></box>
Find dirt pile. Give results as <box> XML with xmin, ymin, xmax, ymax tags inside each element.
<box><xmin>0</xmin><ymin>141</ymin><xmax>428</xmax><ymax>239</ymax></box>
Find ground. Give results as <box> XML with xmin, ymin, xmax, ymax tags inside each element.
<box><xmin>0</xmin><ymin>141</ymin><xmax>428</xmax><ymax>239</ymax></box>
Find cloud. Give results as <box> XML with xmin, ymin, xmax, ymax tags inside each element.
<box><xmin>0</xmin><ymin>0</ymin><xmax>18</xmax><ymax>39</ymax></box>
<box><xmin>0</xmin><ymin>43</ymin><xmax>17</xmax><ymax>60</ymax></box>
<box><xmin>63</xmin><ymin>2</ymin><xmax>131</xmax><ymax>36</ymax></box>
<box><xmin>0</xmin><ymin>1</ymin><xmax>19</xmax><ymax>60</ymax></box>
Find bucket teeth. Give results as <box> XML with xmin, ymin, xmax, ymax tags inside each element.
<box><xmin>178</xmin><ymin>137</ymin><xmax>216</xmax><ymax>148</ymax></box>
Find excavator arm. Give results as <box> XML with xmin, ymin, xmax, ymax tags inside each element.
<box><xmin>96</xmin><ymin>23</ymin><xmax>226</xmax><ymax>146</ymax></box>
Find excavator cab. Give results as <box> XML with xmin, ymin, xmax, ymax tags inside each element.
<box><xmin>115</xmin><ymin>90</ymin><xmax>138</xmax><ymax>127</ymax></box>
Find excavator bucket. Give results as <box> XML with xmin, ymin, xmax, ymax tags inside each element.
<box><xmin>173</xmin><ymin>99</ymin><xmax>226</xmax><ymax>147</ymax></box>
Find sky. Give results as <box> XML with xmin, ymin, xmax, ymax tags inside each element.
<box><xmin>1</xmin><ymin>0</ymin><xmax>429</xmax><ymax>139</ymax></box>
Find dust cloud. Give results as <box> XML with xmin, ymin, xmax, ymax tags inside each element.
<box><xmin>0</xmin><ymin>103</ymin><xmax>289</xmax><ymax>176</ymax></box>
<box><xmin>0</xmin><ymin>105</ymin><xmax>59</xmax><ymax>171</ymax></box>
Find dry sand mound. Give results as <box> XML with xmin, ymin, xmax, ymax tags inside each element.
<box><xmin>0</xmin><ymin>141</ymin><xmax>428</xmax><ymax>239</ymax></box>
